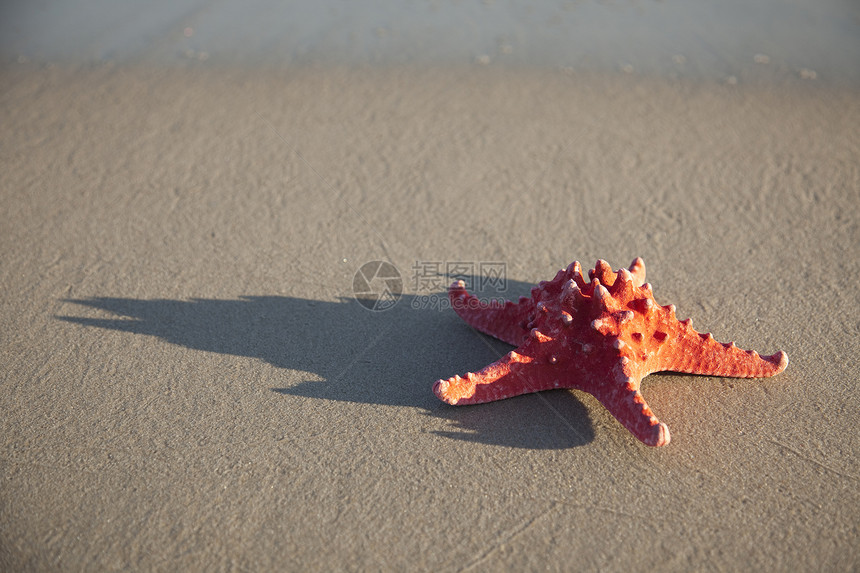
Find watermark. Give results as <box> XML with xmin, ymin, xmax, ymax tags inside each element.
<box><xmin>353</xmin><ymin>261</ymin><xmax>403</xmax><ymax>311</ymax></box>
<box><xmin>409</xmin><ymin>292</ymin><xmax>509</xmax><ymax>312</ymax></box>
<box><xmin>410</xmin><ymin>260</ymin><xmax>508</xmax><ymax>311</ymax></box>
<box><xmin>353</xmin><ymin>259</ymin><xmax>508</xmax><ymax>311</ymax></box>
<box><xmin>418</xmin><ymin>261</ymin><xmax>507</xmax><ymax>292</ymax></box>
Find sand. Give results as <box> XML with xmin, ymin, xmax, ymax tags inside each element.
<box><xmin>1</xmin><ymin>62</ymin><xmax>858</xmax><ymax>571</ymax></box>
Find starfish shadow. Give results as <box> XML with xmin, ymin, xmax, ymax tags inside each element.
<box><xmin>56</xmin><ymin>278</ymin><xmax>595</xmax><ymax>449</ymax></box>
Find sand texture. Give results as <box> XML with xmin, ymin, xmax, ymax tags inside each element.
<box><xmin>1</xmin><ymin>64</ymin><xmax>858</xmax><ymax>571</ymax></box>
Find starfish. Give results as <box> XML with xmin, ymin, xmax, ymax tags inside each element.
<box><xmin>433</xmin><ymin>258</ymin><xmax>788</xmax><ymax>446</ymax></box>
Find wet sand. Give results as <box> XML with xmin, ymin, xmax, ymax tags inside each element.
<box><xmin>1</xmin><ymin>63</ymin><xmax>858</xmax><ymax>570</ymax></box>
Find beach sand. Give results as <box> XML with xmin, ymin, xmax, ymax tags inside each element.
<box><xmin>1</xmin><ymin>62</ymin><xmax>858</xmax><ymax>570</ymax></box>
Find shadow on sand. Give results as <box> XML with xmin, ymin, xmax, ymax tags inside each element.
<box><xmin>57</xmin><ymin>279</ymin><xmax>594</xmax><ymax>449</ymax></box>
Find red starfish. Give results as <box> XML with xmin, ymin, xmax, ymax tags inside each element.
<box><xmin>433</xmin><ymin>258</ymin><xmax>788</xmax><ymax>446</ymax></box>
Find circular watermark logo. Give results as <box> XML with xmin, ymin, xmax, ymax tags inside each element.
<box><xmin>353</xmin><ymin>261</ymin><xmax>403</xmax><ymax>311</ymax></box>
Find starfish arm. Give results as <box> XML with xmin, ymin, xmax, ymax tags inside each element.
<box><xmin>448</xmin><ymin>280</ymin><xmax>535</xmax><ymax>346</ymax></box>
<box><xmin>592</xmin><ymin>380</ymin><xmax>671</xmax><ymax>447</ymax></box>
<box><xmin>653</xmin><ymin>321</ymin><xmax>789</xmax><ymax>378</ymax></box>
<box><xmin>433</xmin><ymin>347</ymin><xmax>566</xmax><ymax>405</ymax></box>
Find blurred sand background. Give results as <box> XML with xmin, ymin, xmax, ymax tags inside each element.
<box><xmin>2</xmin><ymin>1</ymin><xmax>859</xmax><ymax>571</ymax></box>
